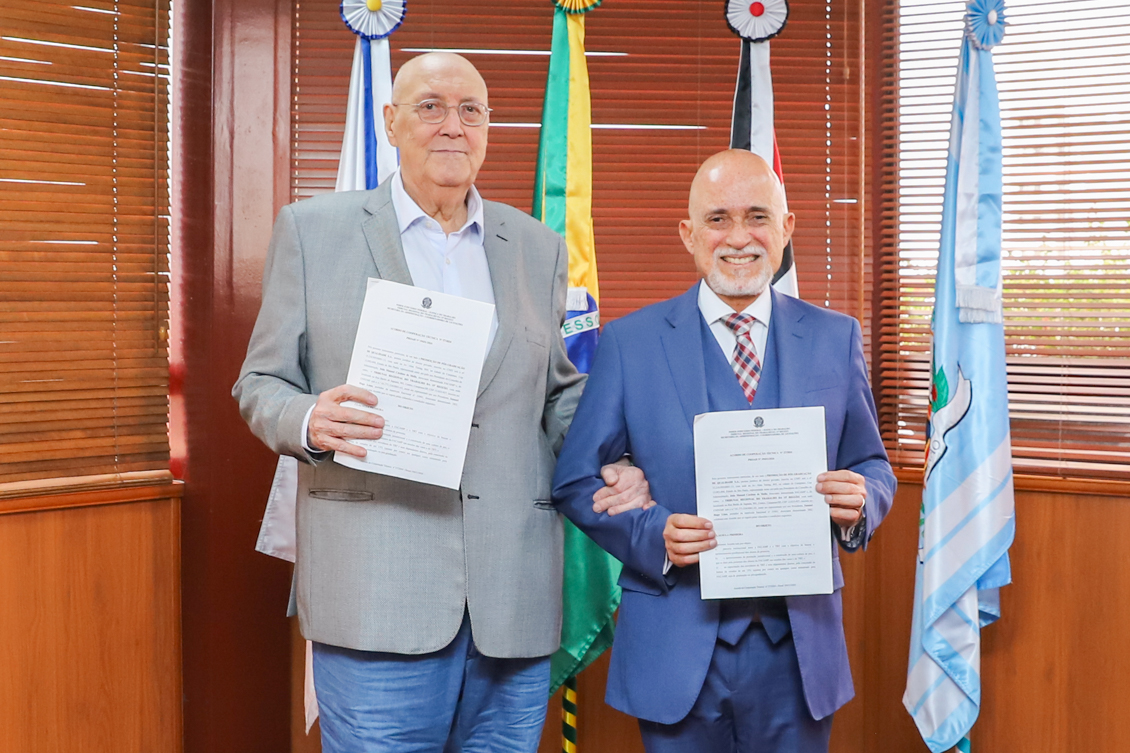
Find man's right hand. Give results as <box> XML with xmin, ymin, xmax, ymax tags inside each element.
<box><xmin>307</xmin><ymin>385</ymin><xmax>384</xmax><ymax>457</ymax></box>
<box><xmin>663</xmin><ymin>514</ymin><xmax>716</xmax><ymax>567</ymax></box>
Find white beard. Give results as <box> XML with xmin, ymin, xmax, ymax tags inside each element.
<box><xmin>705</xmin><ymin>244</ymin><xmax>773</xmax><ymax>299</ymax></box>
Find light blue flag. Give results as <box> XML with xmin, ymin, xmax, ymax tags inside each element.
<box><xmin>902</xmin><ymin>2</ymin><xmax>1015</xmax><ymax>751</ymax></box>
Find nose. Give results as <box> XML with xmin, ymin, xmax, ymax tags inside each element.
<box><xmin>725</xmin><ymin>222</ymin><xmax>754</xmax><ymax>250</ymax></box>
<box><xmin>437</xmin><ymin>106</ymin><xmax>465</xmax><ymax>135</ymax></box>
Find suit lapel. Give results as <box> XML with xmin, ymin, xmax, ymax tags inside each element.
<box><xmin>361</xmin><ymin>181</ymin><xmax>413</xmax><ymax>285</ymax></box>
<box><xmin>478</xmin><ymin>201</ymin><xmax>516</xmax><ymax>396</ymax></box>
<box><xmin>766</xmin><ymin>289</ymin><xmax>811</xmax><ymax>409</ymax></box>
<box><xmin>660</xmin><ymin>286</ymin><xmax>710</xmax><ymax>431</ymax></box>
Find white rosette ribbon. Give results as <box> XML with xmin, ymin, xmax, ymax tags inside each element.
<box><xmin>725</xmin><ymin>0</ymin><xmax>789</xmax><ymax>42</ymax></box>
<box><xmin>341</xmin><ymin>0</ymin><xmax>406</xmax><ymax>40</ymax></box>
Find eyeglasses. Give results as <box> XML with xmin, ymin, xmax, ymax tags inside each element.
<box><xmin>391</xmin><ymin>99</ymin><xmax>492</xmax><ymax>127</ymax></box>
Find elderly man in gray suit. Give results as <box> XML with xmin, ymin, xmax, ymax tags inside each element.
<box><xmin>234</xmin><ymin>53</ymin><xmax>647</xmax><ymax>753</ymax></box>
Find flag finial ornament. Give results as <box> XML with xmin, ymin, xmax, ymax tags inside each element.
<box><xmin>555</xmin><ymin>0</ymin><xmax>602</xmax><ymax>14</ymax></box>
<box><xmin>965</xmin><ymin>0</ymin><xmax>1007</xmax><ymax>49</ymax></box>
<box><xmin>725</xmin><ymin>0</ymin><xmax>788</xmax><ymax>42</ymax></box>
<box><xmin>341</xmin><ymin>0</ymin><xmax>405</xmax><ymax>40</ymax></box>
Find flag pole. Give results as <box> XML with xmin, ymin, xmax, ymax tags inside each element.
<box><xmin>534</xmin><ymin>3</ymin><xmax>617</xmax><ymax>751</ymax></box>
<box><xmin>903</xmin><ymin>2</ymin><xmax>1014</xmax><ymax>750</ymax></box>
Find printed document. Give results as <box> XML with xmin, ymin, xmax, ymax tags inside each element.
<box><xmin>694</xmin><ymin>406</ymin><xmax>833</xmax><ymax>599</ymax></box>
<box><xmin>334</xmin><ymin>278</ymin><xmax>494</xmax><ymax>489</ymax></box>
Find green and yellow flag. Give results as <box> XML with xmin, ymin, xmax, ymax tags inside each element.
<box><xmin>533</xmin><ymin>0</ymin><xmax>621</xmax><ymax>721</ymax></box>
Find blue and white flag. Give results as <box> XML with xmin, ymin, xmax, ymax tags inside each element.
<box><xmin>257</xmin><ymin>0</ymin><xmax>404</xmax><ymax>566</ymax></box>
<box><xmin>903</xmin><ymin>2</ymin><xmax>1015</xmax><ymax>751</ymax></box>
<box><xmin>336</xmin><ymin>0</ymin><xmax>405</xmax><ymax>191</ymax></box>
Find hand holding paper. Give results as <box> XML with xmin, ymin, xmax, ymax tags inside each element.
<box><xmin>333</xmin><ymin>279</ymin><xmax>495</xmax><ymax>489</ymax></box>
<box><xmin>307</xmin><ymin>384</ymin><xmax>385</xmax><ymax>457</ymax></box>
<box><xmin>694</xmin><ymin>406</ymin><xmax>834</xmax><ymax>599</ymax></box>
<box><xmin>816</xmin><ymin>469</ymin><xmax>867</xmax><ymax>528</ymax></box>
<box><xmin>663</xmin><ymin>514</ymin><xmax>717</xmax><ymax>567</ymax></box>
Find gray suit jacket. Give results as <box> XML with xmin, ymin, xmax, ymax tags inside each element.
<box><xmin>233</xmin><ymin>179</ymin><xmax>585</xmax><ymax>658</ymax></box>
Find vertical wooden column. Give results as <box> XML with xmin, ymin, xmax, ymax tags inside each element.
<box><xmin>173</xmin><ymin>0</ymin><xmax>295</xmax><ymax>750</ymax></box>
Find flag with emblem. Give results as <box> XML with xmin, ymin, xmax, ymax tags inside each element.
<box><xmin>532</xmin><ymin>1</ymin><xmax>617</xmax><ymax>750</ymax></box>
<box><xmin>902</xmin><ymin>2</ymin><xmax>1015</xmax><ymax>750</ymax></box>
<box><xmin>724</xmin><ymin>0</ymin><xmax>798</xmax><ymax>297</ymax></box>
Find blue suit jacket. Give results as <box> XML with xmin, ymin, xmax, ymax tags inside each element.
<box><xmin>552</xmin><ymin>285</ymin><xmax>895</xmax><ymax>724</ymax></box>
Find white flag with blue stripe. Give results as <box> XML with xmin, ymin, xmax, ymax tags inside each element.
<box><xmin>336</xmin><ymin>35</ymin><xmax>399</xmax><ymax>192</ymax></box>
<box><xmin>903</xmin><ymin>2</ymin><xmax>1015</xmax><ymax>751</ymax></box>
<box><xmin>256</xmin><ymin>0</ymin><xmax>403</xmax><ymax>566</ymax></box>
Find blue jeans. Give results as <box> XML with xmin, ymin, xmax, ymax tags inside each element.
<box><xmin>312</xmin><ymin>614</ymin><xmax>550</xmax><ymax>753</ymax></box>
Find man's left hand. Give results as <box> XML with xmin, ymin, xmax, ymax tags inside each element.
<box><xmin>592</xmin><ymin>459</ymin><xmax>654</xmax><ymax>516</ymax></box>
<box><xmin>816</xmin><ymin>470</ymin><xmax>866</xmax><ymax>528</ymax></box>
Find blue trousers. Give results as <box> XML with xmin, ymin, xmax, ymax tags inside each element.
<box><xmin>638</xmin><ymin>625</ymin><xmax>833</xmax><ymax>753</ymax></box>
<box><xmin>312</xmin><ymin>614</ymin><xmax>550</xmax><ymax>753</ymax></box>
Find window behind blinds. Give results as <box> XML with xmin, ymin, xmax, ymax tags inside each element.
<box><xmin>0</xmin><ymin>0</ymin><xmax>171</xmax><ymax>489</ymax></box>
<box><xmin>878</xmin><ymin>0</ymin><xmax>1130</xmax><ymax>477</ymax></box>
<box><xmin>290</xmin><ymin>0</ymin><xmax>866</xmax><ymax>325</ymax></box>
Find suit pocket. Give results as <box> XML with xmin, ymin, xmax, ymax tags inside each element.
<box><xmin>533</xmin><ymin>500</ymin><xmax>555</xmax><ymax>511</ymax></box>
<box><xmin>308</xmin><ymin>489</ymin><xmax>374</xmax><ymax>502</ymax></box>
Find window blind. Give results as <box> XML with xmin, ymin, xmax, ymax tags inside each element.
<box><xmin>290</xmin><ymin>0</ymin><xmax>866</xmax><ymax>325</ymax></box>
<box><xmin>0</xmin><ymin>0</ymin><xmax>171</xmax><ymax>489</ymax></box>
<box><xmin>878</xmin><ymin>0</ymin><xmax>1130</xmax><ymax>477</ymax></box>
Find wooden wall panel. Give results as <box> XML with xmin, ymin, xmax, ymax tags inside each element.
<box><xmin>0</xmin><ymin>491</ymin><xmax>182</xmax><ymax>753</ymax></box>
<box><xmin>173</xmin><ymin>0</ymin><xmax>296</xmax><ymax>751</ymax></box>
<box><xmin>859</xmin><ymin>478</ymin><xmax>926</xmax><ymax>751</ymax></box>
<box><xmin>861</xmin><ymin>480</ymin><xmax>1130</xmax><ymax>752</ymax></box>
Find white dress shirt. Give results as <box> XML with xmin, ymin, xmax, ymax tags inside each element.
<box><xmin>302</xmin><ymin>173</ymin><xmax>498</xmax><ymax>450</ymax></box>
<box><xmin>697</xmin><ymin>279</ymin><xmax>772</xmax><ymax>364</ymax></box>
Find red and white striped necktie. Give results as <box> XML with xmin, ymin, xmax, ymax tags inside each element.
<box><xmin>723</xmin><ymin>312</ymin><xmax>762</xmax><ymax>404</ymax></box>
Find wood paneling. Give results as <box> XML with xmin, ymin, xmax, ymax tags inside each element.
<box><xmin>173</xmin><ymin>0</ymin><xmax>297</xmax><ymax>751</ymax></box>
<box><xmin>860</xmin><ymin>480</ymin><xmax>1130</xmax><ymax>752</ymax></box>
<box><xmin>0</xmin><ymin>487</ymin><xmax>181</xmax><ymax>752</ymax></box>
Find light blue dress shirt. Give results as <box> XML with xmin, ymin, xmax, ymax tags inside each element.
<box><xmin>391</xmin><ymin>171</ymin><xmax>498</xmax><ymax>351</ymax></box>
<box><xmin>301</xmin><ymin>174</ymin><xmax>499</xmax><ymax>450</ymax></box>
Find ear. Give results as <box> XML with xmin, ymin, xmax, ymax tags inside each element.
<box><xmin>383</xmin><ymin>103</ymin><xmax>398</xmax><ymax>147</ymax></box>
<box><xmin>678</xmin><ymin>219</ymin><xmax>695</xmax><ymax>254</ymax></box>
<box><xmin>781</xmin><ymin>212</ymin><xmax>796</xmax><ymax>246</ymax></box>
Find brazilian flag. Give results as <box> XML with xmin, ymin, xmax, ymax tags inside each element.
<box><xmin>532</xmin><ymin>0</ymin><xmax>620</xmax><ymax>721</ymax></box>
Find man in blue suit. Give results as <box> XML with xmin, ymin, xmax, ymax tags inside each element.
<box><xmin>552</xmin><ymin>149</ymin><xmax>895</xmax><ymax>752</ymax></box>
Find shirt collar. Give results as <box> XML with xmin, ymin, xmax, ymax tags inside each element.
<box><xmin>390</xmin><ymin>169</ymin><xmax>484</xmax><ymax>236</ymax></box>
<box><xmin>697</xmin><ymin>279</ymin><xmax>774</xmax><ymax>327</ymax></box>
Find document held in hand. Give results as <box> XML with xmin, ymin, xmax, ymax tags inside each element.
<box><xmin>694</xmin><ymin>406</ymin><xmax>834</xmax><ymax>599</ymax></box>
<box><xmin>334</xmin><ymin>278</ymin><xmax>495</xmax><ymax>490</ymax></box>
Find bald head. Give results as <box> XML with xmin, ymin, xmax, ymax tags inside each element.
<box><xmin>391</xmin><ymin>52</ymin><xmax>487</xmax><ymax>105</ymax></box>
<box><xmin>688</xmin><ymin>149</ymin><xmax>787</xmax><ymax>217</ymax></box>
<box><xmin>384</xmin><ymin>52</ymin><xmax>490</xmax><ymax>213</ymax></box>
<box><xmin>679</xmin><ymin>149</ymin><xmax>796</xmax><ymax>311</ymax></box>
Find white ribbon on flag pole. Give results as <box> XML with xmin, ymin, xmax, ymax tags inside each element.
<box><xmin>746</xmin><ymin>42</ymin><xmax>774</xmax><ymax>164</ymax></box>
